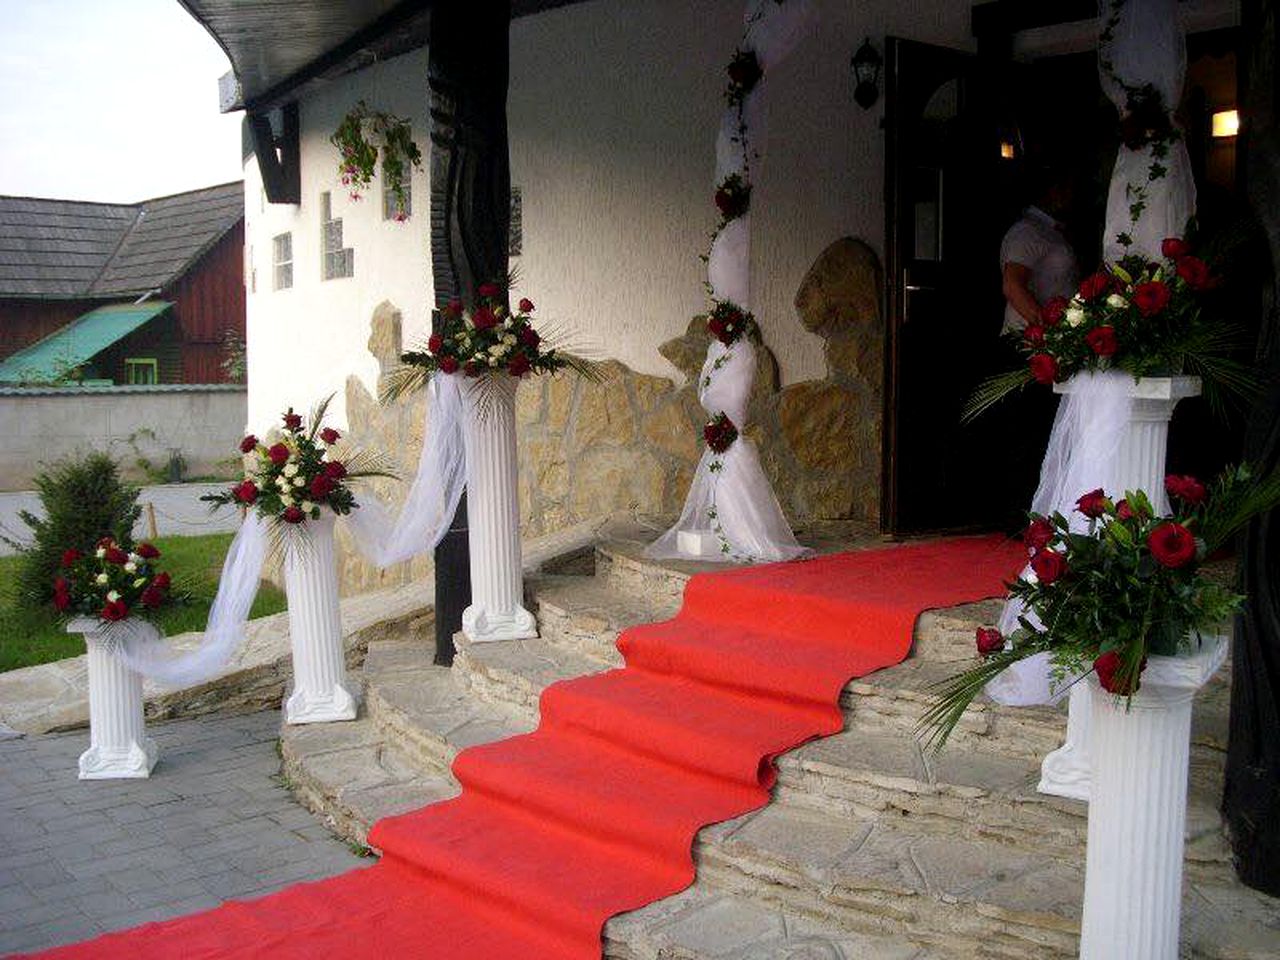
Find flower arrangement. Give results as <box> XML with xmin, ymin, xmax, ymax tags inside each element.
<box><xmin>203</xmin><ymin>398</ymin><xmax>392</xmax><ymax>526</ymax></box>
<box><xmin>965</xmin><ymin>238</ymin><xmax>1250</xmax><ymax>420</ymax></box>
<box><xmin>704</xmin><ymin>412</ymin><xmax>739</xmax><ymax>454</ymax></box>
<box><xmin>707</xmin><ymin>299</ymin><xmax>759</xmax><ymax>347</ymax></box>
<box><xmin>54</xmin><ymin>537</ymin><xmax>175</xmax><ymax>623</ymax></box>
<box><xmin>330</xmin><ymin>101</ymin><xmax>422</xmax><ymax>217</ymax></box>
<box><xmin>725</xmin><ymin>49</ymin><xmax>763</xmax><ymax>106</ymax></box>
<box><xmin>920</xmin><ymin>464</ymin><xmax>1280</xmax><ymax>748</ymax></box>
<box><xmin>714</xmin><ymin>173</ymin><xmax>751</xmax><ymax>224</ymax></box>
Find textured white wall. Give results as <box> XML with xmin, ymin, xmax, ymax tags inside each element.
<box><xmin>243</xmin><ymin>0</ymin><xmax>977</xmax><ymax>429</ymax></box>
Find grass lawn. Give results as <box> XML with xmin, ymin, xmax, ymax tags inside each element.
<box><xmin>0</xmin><ymin>533</ymin><xmax>287</xmax><ymax>673</ymax></box>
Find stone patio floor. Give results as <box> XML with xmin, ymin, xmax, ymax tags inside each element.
<box><xmin>0</xmin><ymin>710</ymin><xmax>370</xmax><ymax>956</ymax></box>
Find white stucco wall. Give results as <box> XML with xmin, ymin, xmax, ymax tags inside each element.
<box><xmin>243</xmin><ymin>0</ymin><xmax>977</xmax><ymax>430</ymax></box>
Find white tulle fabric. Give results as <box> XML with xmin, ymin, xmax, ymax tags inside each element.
<box><xmin>1100</xmin><ymin>0</ymin><xmax>1195</xmax><ymax>263</ymax></box>
<box><xmin>647</xmin><ymin>338</ymin><xmax>809</xmax><ymax>562</ymax></box>
<box><xmin>985</xmin><ymin>371</ymin><xmax>1134</xmax><ymax>705</ymax></box>
<box><xmin>652</xmin><ymin>0</ymin><xmax>813</xmax><ymax>563</ymax></box>
<box><xmin>117</xmin><ymin>372</ymin><xmax>466</xmax><ymax>688</ymax></box>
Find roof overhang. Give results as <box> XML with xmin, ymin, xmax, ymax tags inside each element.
<box><xmin>0</xmin><ymin>302</ymin><xmax>173</xmax><ymax>384</ymax></box>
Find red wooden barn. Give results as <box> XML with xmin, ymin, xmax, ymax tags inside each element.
<box><xmin>0</xmin><ymin>182</ymin><xmax>244</xmax><ymax>384</ymax></box>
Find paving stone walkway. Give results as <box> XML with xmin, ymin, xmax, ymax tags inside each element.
<box><xmin>0</xmin><ymin>710</ymin><xmax>370</xmax><ymax>956</ymax></box>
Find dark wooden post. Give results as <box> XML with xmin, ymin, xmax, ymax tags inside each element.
<box><xmin>1223</xmin><ymin>0</ymin><xmax>1280</xmax><ymax>895</ymax></box>
<box><xmin>426</xmin><ymin>1</ymin><xmax>513</xmax><ymax>665</ymax></box>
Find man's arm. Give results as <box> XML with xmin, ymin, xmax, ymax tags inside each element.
<box><xmin>1002</xmin><ymin>262</ymin><xmax>1041</xmax><ymax>325</ymax></box>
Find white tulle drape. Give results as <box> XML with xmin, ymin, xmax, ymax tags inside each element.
<box><xmin>117</xmin><ymin>372</ymin><xmax>466</xmax><ymax>689</ymax></box>
<box><xmin>651</xmin><ymin>0</ymin><xmax>813</xmax><ymax>563</ymax></box>
<box><xmin>647</xmin><ymin>338</ymin><xmax>809</xmax><ymax>562</ymax></box>
<box><xmin>986</xmin><ymin>372</ymin><xmax>1134</xmax><ymax>705</ymax></box>
<box><xmin>1100</xmin><ymin>0</ymin><xmax>1195</xmax><ymax>262</ymax></box>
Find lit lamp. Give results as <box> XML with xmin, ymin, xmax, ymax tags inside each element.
<box><xmin>1211</xmin><ymin>109</ymin><xmax>1239</xmax><ymax>138</ymax></box>
<box><xmin>852</xmin><ymin>38</ymin><xmax>882</xmax><ymax>110</ymax></box>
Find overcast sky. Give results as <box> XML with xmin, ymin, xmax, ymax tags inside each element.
<box><xmin>0</xmin><ymin>0</ymin><xmax>243</xmax><ymax>202</ymax></box>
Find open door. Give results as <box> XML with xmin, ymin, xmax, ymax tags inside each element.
<box><xmin>882</xmin><ymin>37</ymin><xmax>1021</xmax><ymax>536</ymax></box>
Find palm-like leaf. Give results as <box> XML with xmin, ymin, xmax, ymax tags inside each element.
<box><xmin>961</xmin><ymin>369</ymin><xmax>1035</xmax><ymax>423</ymax></box>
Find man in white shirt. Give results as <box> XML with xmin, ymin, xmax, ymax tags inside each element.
<box><xmin>999</xmin><ymin>171</ymin><xmax>1080</xmax><ymax>334</ymax></box>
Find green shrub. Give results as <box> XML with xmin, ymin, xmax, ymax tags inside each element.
<box><xmin>14</xmin><ymin>453</ymin><xmax>141</xmax><ymax>605</ymax></box>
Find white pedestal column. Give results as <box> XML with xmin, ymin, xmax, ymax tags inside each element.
<box><xmin>1038</xmin><ymin>375</ymin><xmax>1200</xmax><ymax>801</ymax></box>
<box><xmin>1079</xmin><ymin>636</ymin><xmax>1227</xmax><ymax>960</ymax></box>
<box><xmin>459</xmin><ymin>375</ymin><xmax>536</xmax><ymax>643</ymax></box>
<box><xmin>283</xmin><ymin>511</ymin><xmax>357</xmax><ymax>724</ymax></box>
<box><xmin>71</xmin><ymin>618</ymin><xmax>158</xmax><ymax>779</ymax></box>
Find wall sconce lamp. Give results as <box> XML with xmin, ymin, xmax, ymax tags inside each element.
<box><xmin>852</xmin><ymin>38</ymin><xmax>882</xmax><ymax>110</ymax></box>
<box><xmin>1211</xmin><ymin>109</ymin><xmax>1239</xmax><ymax>138</ymax></box>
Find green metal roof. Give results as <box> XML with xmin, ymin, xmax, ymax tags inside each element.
<box><xmin>0</xmin><ymin>301</ymin><xmax>172</xmax><ymax>383</ymax></box>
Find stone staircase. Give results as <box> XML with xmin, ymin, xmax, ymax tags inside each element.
<box><xmin>280</xmin><ymin>531</ymin><xmax>1280</xmax><ymax>959</ymax></box>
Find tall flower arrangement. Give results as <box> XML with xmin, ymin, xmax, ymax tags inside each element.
<box><xmin>53</xmin><ymin>538</ymin><xmax>176</xmax><ymax>624</ymax></box>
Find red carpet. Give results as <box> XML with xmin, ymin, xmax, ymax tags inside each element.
<box><xmin>20</xmin><ymin>536</ymin><xmax>1023</xmax><ymax>960</ymax></box>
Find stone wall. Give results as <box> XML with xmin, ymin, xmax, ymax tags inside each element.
<box><xmin>337</xmin><ymin>238</ymin><xmax>882</xmax><ymax>594</ymax></box>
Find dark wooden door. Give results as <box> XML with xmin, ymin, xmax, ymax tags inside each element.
<box><xmin>882</xmin><ymin>37</ymin><xmax>1018</xmax><ymax>535</ymax></box>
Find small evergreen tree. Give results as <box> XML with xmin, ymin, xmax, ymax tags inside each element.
<box><xmin>14</xmin><ymin>453</ymin><xmax>141</xmax><ymax>604</ymax></box>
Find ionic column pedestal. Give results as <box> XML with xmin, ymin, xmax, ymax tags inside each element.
<box><xmin>71</xmin><ymin>618</ymin><xmax>158</xmax><ymax>779</ymax></box>
<box><xmin>1038</xmin><ymin>375</ymin><xmax>1200</xmax><ymax>802</ymax></box>
<box><xmin>460</xmin><ymin>375</ymin><xmax>536</xmax><ymax>643</ymax></box>
<box><xmin>283</xmin><ymin>512</ymin><xmax>357</xmax><ymax>724</ymax></box>
<box><xmin>1079</xmin><ymin>636</ymin><xmax>1227</xmax><ymax>960</ymax></box>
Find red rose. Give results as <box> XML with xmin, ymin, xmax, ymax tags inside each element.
<box><xmin>282</xmin><ymin>506</ymin><xmax>305</xmax><ymax>524</ymax></box>
<box><xmin>324</xmin><ymin>460</ymin><xmax>347</xmax><ymax>480</ymax></box>
<box><xmin>518</xmin><ymin>298</ymin><xmax>535</xmax><ymax>313</ymax></box>
<box><xmin>477</xmin><ymin>282</ymin><xmax>501</xmax><ymax>299</ymax></box>
<box><xmin>703</xmin><ymin>414</ymin><xmax>739</xmax><ymax>454</ymax></box>
<box><xmin>1148</xmin><ymin>522</ymin><xmax>1197</xmax><ymax>568</ymax></box>
<box><xmin>427</xmin><ymin>334</ymin><xmax>444</xmax><ymax>354</ymax></box>
<box><xmin>283</xmin><ymin>409</ymin><xmax>303</xmax><ymax>432</ymax></box>
<box><xmin>1132</xmin><ymin>281</ymin><xmax>1171</xmax><ymax>317</ymax></box>
<box><xmin>464</xmin><ymin>360</ymin><xmax>482</xmax><ymax>377</ymax></box>
<box><xmin>1075</xmin><ymin>488</ymin><xmax>1109</xmax><ymax>518</ymax></box>
<box><xmin>140</xmin><ymin>585</ymin><xmax>165</xmax><ymax>609</ymax></box>
<box><xmin>471</xmin><ymin>306</ymin><xmax>499</xmax><ymax>331</ymax></box>
<box><xmin>708</xmin><ymin>316</ymin><xmax>727</xmax><ymax>339</ymax></box>
<box><xmin>1084</xmin><ymin>325</ymin><xmax>1118</xmax><ymax>357</ymax></box>
<box><xmin>444</xmin><ymin>298</ymin><xmax>463</xmax><ymax>316</ymax></box>
<box><xmin>1079</xmin><ymin>273</ymin><xmax>1110</xmax><ymax>300</ymax></box>
<box><xmin>1115</xmin><ymin>499</ymin><xmax>1135</xmax><ymax>520</ymax></box>
<box><xmin>1030</xmin><ymin>549</ymin><xmax>1067</xmax><ymax>585</ymax></box>
<box><xmin>53</xmin><ymin>576</ymin><xmax>69</xmax><ymax>594</ymax></box>
<box><xmin>100</xmin><ymin>599</ymin><xmax>128</xmax><ymax>622</ymax></box>
<box><xmin>507</xmin><ymin>353</ymin><xmax>532</xmax><ymax>377</ymax></box>
<box><xmin>233</xmin><ymin>480</ymin><xmax>258</xmax><ymax>504</ymax></box>
<box><xmin>61</xmin><ymin>548</ymin><xmax>81</xmax><ymax>568</ymax></box>
<box><xmin>135</xmin><ymin>542</ymin><xmax>160</xmax><ymax>559</ymax></box>
<box><xmin>1040</xmin><ymin>297</ymin><xmax>1067</xmax><ymax>327</ymax></box>
<box><xmin>1023</xmin><ymin>517</ymin><xmax>1054</xmax><ymax>552</ymax></box>
<box><xmin>1164</xmin><ymin>474</ymin><xmax>1206</xmax><ymax>506</ymax></box>
<box><xmin>53</xmin><ymin>591</ymin><xmax>71</xmax><ymax>612</ymax></box>
<box><xmin>1029</xmin><ymin>353</ymin><xmax>1058</xmax><ymax>385</ymax></box>
<box><xmin>97</xmin><ymin>536</ymin><xmax>115</xmax><ymax>548</ymax></box>
<box><xmin>239</xmin><ymin>435</ymin><xmax>258</xmax><ymax>454</ymax></box>
<box><xmin>104</xmin><ymin>547</ymin><xmax>128</xmax><ymax>565</ymax></box>
<box><xmin>310</xmin><ymin>474</ymin><xmax>335</xmax><ymax>499</ymax></box>
<box><xmin>320</xmin><ymin>427</ymin><xmax>341</xmax><ymax>445</ymax></box>
<box><xmin>268</xmin><ymin>443</ymin><xmax>290</xmax><ymax>466</ymax></box>
<box><xmin>976</xmin><ymin>627</ymin><xmax>1004</xmax><ymax>656</ymax></box>
<box><xmin>1176</xmin><ymin>256</ymin><xmax>1210</xmax><ymax>289</ymax></box>
<box><xmin>1094</xmin><ymin>650</ymin><xmax>1146</xmax><ymax>695</ymax></box>
<box><xmin>1023</xmin><ymin>324</ymin><xmax>1045</xmax><ymax>347</ymax></box>
<box><xmin>438</xmin><ymin>355</ymin><xmax>460</xmax><ymax>375</ymax></box>
<box><xmin>518</xmin><ymin>326</ymin><xmax>541</xmax><ymax>348</ymax></box>
<box><xmin>152</xmin><ymin>572</ymin><xmax>171</xmax><ymax>590</ymax></box>
<box><xmin>1162</xmin><ymin>237</ymin><xmax>1190</xmax><ymax>259</ymax></box>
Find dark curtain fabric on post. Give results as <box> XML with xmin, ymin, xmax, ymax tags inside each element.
<box><xmin>1224</xmin><ymin>0</ymin><xmax>1280</xmax><ymax>896</ymax></box>
<box><xmin>427</xmin><ymin>1</ymin><xmax>513</xmax><ymax>665</ymax></box>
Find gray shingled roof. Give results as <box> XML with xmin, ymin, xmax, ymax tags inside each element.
<box><xmin>0</xmin><ymin>181</ymin><xmax>243</xmax><ymax>299</ymax></box>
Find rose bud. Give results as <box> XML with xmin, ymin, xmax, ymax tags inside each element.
<box><xmin>1161</xmin><ymin>237</ymin><xmax>1190</xmax><ymax>259</ymax></box>
<box><xmin>60</xmin><ymin>548</ymin><xmax>81</xmax><ymax>568</ymax></box>
<box><xmin>1148</xmin><ymin>522</ymin><xmax>1197</xmax><ymax>568</ymax></box>
<box><xmin>1115</xmin><ymin>499</ymin><xmax>1135</xmax><ymax>520</ymax></box>
<box><xmin>283</xmin><ymin>409</ymin><xmax>303</xmax><ymax>431</ymax></box>
<box><xmin>1164</xmin><ymin>474</ymin><xmax>1206</xmax><ymax>505</ymax></box>
<box><xmin>1023</xmin><ymin>517</ymin><xmax>1054</xmax><ymax>552</ymax></box>
<box><xmin>518</xmin><ymin>326</ymin><xmax>541</xmax><ymax>348</ymax></box>
<box><xmin>320</xmin><ymin>427</ymin><xmax>341</xmax><ymax>445</ymax></box>
<box><xmin>1029</xmin><ymin>353</ymin><xmax>1058</xmax><ymax>385</ymax></box>
<box><xmin>438</xmin><ymin>355</ymin><xmax>460</xmax><ymax>374</ymax></box>
<box><xmin>1030</xmin><ymin>549</ymin><xmax>1067</xmax><ymax>585</ymax></box>
<box><xmin>282</xmin><ymin>506</ymin><xmax>305</xmax><ymax>524</ymax></box>
<box><xmin>1176</xmin><ymin>256</ymin><xmax>1210</xmax><ymax>289</ymax></box>
<box><xmin>1075</xmin><ymin>488</ymin><xmax>1109</xmax><ymax>518</ymax></box>
<box><xmin>1132</xmin><ymin>280</ymin><xmax>1171</xmax><ymax>317</ymax></box>
<box><xmin>976</xmin><ymin>627</ymin><xmax>1004</xmax><ymax>656</ymax></box>
<box><xmin>477</xmin><ymin>282</ymin><xmax>502</xmax><ymax>299</ymax></box>
<box><xmin>268</xmin><ymin>443</ymin><xmax>290</xmax><ymax>466</ymax></box>
<box><xmin>518</xmin><ymin>297</ymin><xmax>535</xmax><ymax>313</ymax></box>
<box><xmin>1084</xmin><ymin>325</ymin><xmax>1118</xmax><ymax>356</ymax></box>
<box><xmin>239</xmin><ymin>435</ymin><xmax>258</xmax><ymax>454</ymax></box>
<box><xmin>427</xmin><ymin>334</ymin><xmax>444</xmax><ymax>354</ymax></box>
<box><xmin>152</xmin><ymin>572</ymin><xmax>171</xmax><ymax>590</ymax></box>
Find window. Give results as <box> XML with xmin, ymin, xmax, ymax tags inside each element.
<box><xmin>125</xmin><ymin>358</ymin><xmax>158</xmax><ymax>385</ymax></box>
<box><xmin>508</xmin><ymin>186</ymin><xmax>523</xmax><ymax>257</ymax></box>
<box><xmin>383</xmin><ymin>170</ymin><xmax>411</xmax><ymax>221</ymax></box>
<box><xmin>320</xmin><ymin>192</ymin><xmax>354</xmax><ymax>280</ymax></box>
<box><xmin>272</xmin><ymin>232</ymin><xmax>293</xmax><ymax>290</ymax></box>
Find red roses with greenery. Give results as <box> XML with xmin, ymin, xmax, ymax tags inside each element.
<box><xmin>54</xmin><ymin>537</ymin><xmax>178</xmax><ymax>624</ymax></box>
<box><xmin>920</xmin><ymin>464</ymin><xmax>1280</xmax><ymax>748</ymax></box>
<box><xmin>704</xmin><ymin>412</ymin><xmax>739</xmax><ymax>454</ymax></box>
<box><xmin>714</xmin><ymin>173</ymin><xmax>751</xmax><ymax>225</ymax></box>
<box><xmin>707</xmin><ymin>299</ymin><xmax>759</xmax><ymax>348</ymax></box>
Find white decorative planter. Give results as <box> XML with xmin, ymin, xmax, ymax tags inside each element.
<box><xmin>459</xmin><ymin>375</ymin><xmax>536</xmax><ymax>642</ymax></box>
<box><xmin>283</xmin><ymin>511</ymin><xmax>357</xmax><ymax>724</ymax></box>
<box><xmin>1039</xmin><ymin>375</ymin><xmax>1200</xmax><ymax>802</ymax></box>
<box><xmin>1079</xmin><ymin>635</ymin><xmax>1227</xmax><ymax>960</ymax></box>
<box><xmin>69</xmin><ymin>618</ymin><xmax>158</xmax><ymax>779</ymax></box>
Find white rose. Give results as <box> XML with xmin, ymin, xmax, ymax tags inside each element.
<box><xmin>283</xmin><ymin>463</ymin><xmax>298</xmax><ymax>477</ymax></box>
<box><xmin>95</xmin><ymin>573</ymin><xmax>109</xmax><ymax>585</ymax></box>
<box><xmin>265</xmin><ymin>427</ymin><xmax>283</xmax><ymax>444</ymax></box>
<box><xmin>106</xmin><ymin>590</ymin><xmax>120</xmax><ymax>602</ymax></box>
<box><xmin>293</xmin><ymin>476</ymin><xmax>305</xmax><ymax>488</ymax></box>
<box><xmin>502</xmin><ymin>334</ymin><xmax>516</xmax><ymax>346</ymax></box>
<box><xmin>281</xmin><ymin>494</ymin><xmax>294</xmax><ymax>506</ymax></box>
<box><xmin>301</xmin><ymin>501</ymin><xmax>315</xmax><ymax>512</ymax></box>
<box><xmin>488</xmin><ymin>343</ymin><xmax>504</xmax><ymax>356</ymax></box>
<box><xmin>1070</xmin><ymin>294</ymin><xmax>1084</xmax><ymax>307</ymax></box>
<box><xmin>1106</xmin><ymin>294</ymin><xmax>1128</xmax><ymax>309</ymax></box>
<box><xmin>128</xmin><ymin>552</ymin><xmax>142</xmax><ymax>564</ymax></box>
<box><xmin>503</xmin><ymin>318</ymin><xmax>513</xmax><ymax>329</ymax></box>
<box><xmin>95</xmin><ymin>547</ymin><xmax>106</xmax><ymax>559</ymax></box>
<box><xmin>123</xmin><ymin>561</ymin><xmax>137</xmax><ymax>574</ymax></box>
<box><xmin>488</xmin><ymin>356</ymin><xmax>498</xmax><ymax>366</ymax></box>
<box><xmin>1065</xmin><ymin>307</ymin><xmax>1086</xmax><ymax>327</ymax></box>
<box><xmin>276</xmin><ymin>476</ymin><xmax>289</xmax><ymax>488</ymax></box>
